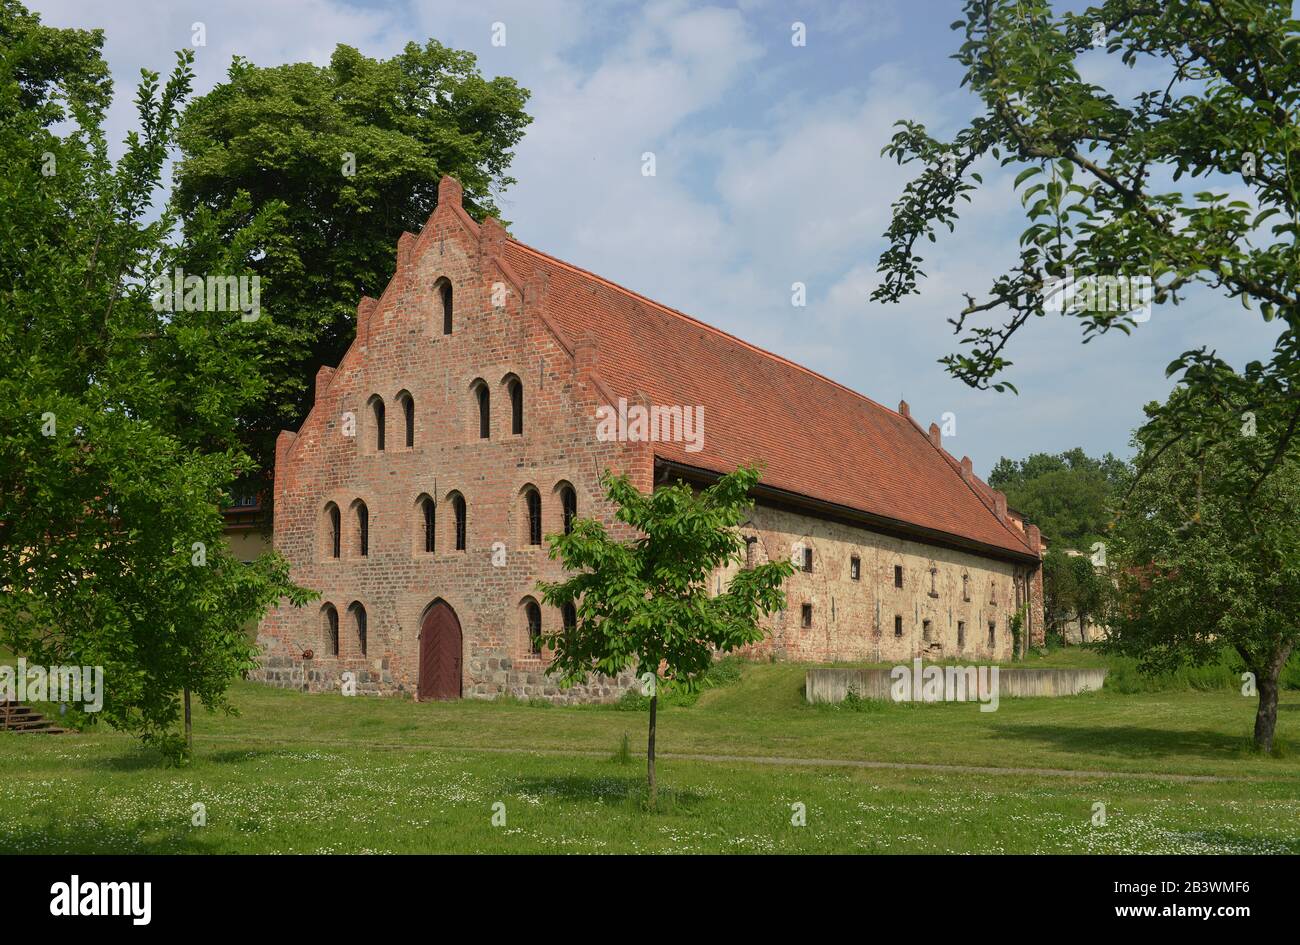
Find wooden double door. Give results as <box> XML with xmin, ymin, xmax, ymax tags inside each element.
<box><xmin>417</xmin><ymin>601</ymin><xmax>462</xmax><ymax>701</ymax></box>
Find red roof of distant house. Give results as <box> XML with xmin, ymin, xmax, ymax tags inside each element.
<box><xmin>501</xmin><ymin>238</ymin><xmax>1038</xmax><ymax>561</ymax></box>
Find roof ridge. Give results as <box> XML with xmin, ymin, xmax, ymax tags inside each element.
<box><xmin>505</xmin><ymin>237</ymin><xmax>901</xmax><ymax>421</ymax></box>
<box><xmin>918</xmin><ymin>427</ymin><xmax>1033</xmax><ymax>552</ymax></box>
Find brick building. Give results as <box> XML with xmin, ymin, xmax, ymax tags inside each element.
<box><xmin>253</xmin><ymin>176</ymin><xmax>1045</xmax><ymax>701</ymax></box>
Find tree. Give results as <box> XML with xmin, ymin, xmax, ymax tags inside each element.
<box><xmin>988</xmin><ymin>447</ymin><xmax>1125</xmax><ymax>550</ymax></box>
<box><xmin>874</xmin><ymin>0</ymin><xmax>1300</xmax><ymax>497</ymax></box>
<box><xmin>1041</xmin><ymin>546</ymin><xmax>1108</xmax><ymax>642</ymax></box>
<box><xmin>0</xmin><ymin>2</ymin><xmax>313</xmax><ymax>762</ymax></box>
<box><xmin>538</xmin><ymin>467</ymin><xmax>794</xmax><ymax>807</ymax></box>
<box><xmin>1104</xmin><ymin>386</ymin><xmax>1300</xmax><ymax>753</ymax></box>
<box><xmin>174</xmin><ymin>43</ymin><xmax>531</xmax><ymax>494</ymax></box>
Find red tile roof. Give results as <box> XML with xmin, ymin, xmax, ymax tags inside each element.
<box><xmin>497</xmin><ymin>238</ymin><xmax>1036</xmax><ymax>561</ymax></box>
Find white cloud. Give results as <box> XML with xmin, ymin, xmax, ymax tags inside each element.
<box><xmin>25</xmin><ymin>0</ymin><xmax>1288</xmax><ymax>474</ymax></box>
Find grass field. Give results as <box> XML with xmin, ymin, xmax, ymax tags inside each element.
<box><xmin>1</xmin><ymin>653</ymin><xmax>1298</xmax><ymax>853</ymax></box>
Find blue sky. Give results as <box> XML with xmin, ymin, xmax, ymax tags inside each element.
<box><xmin>30</xmin><ymin>0</ymin><xmax>1285</xmax><ymax>476</ymax></box>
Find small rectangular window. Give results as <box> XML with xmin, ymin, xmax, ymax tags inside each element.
<box><xmin>801</xmin><ymin>603</ymin><xmax>813</xmax><ymax>628</ymax></box>
<box><xmin>929</xmin><ymin>567</ymin><xmax>939</xmax><ymax>598</ymax></box>
<box><xmin>894</xmin><ymin>565</ymin><xmax>903</xmax><ymax>588</ymax></box>
<box><xmin>850</xmin><ymin>556</ymin><xmax>861</xmax><ymax>581</ymax></box>
<box><xmin>802</xmin><ymin>546</ymin><xmax>813</xmax><ymax>573</ymax></box>
<box><xmin>988</xmin><ymin>621</ymin><xmax>996</xmax><ymax>647</ymax></box>
<box><xmin>894</xmin><ymin>615</ymin><xmax>903</xmax><ymax>637</ymax></box>
<box><xmin>957</xmin><ymin>621</ymin><xmax>966</xmax><ymax>649</ymax></box>
<box><xmin>922</xmin><ymin>619</ymin><xmax>933</xmax><ymax>642</ymax></box>
<box><xmin>962</xmin><ymin>574</ymin><xmax>970</xmax><ymax>602</ymax></box>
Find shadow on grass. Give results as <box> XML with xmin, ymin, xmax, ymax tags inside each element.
<box><xmin>1165</xmin><ymin>827</ymin><xmax>1300</xmax><ymax>855</ymax></box>
<box><xmin>505</xmin><ymin>773</ymin><xmax>708</xmax><ymax>813</ymax></box>
<box><xmin>204</xmin><ymin>749</ymin><xmax>280</xmax><ymax>765</ymax></box>
<box><xmin>992</xmin><ymin>723</ymin><xmax>1250</xmax><ymax>761</ymax></box>
<box><xmin>88</xmin><ymin>751</ymin><xmax>170</xmax><ymax>773</ymax></box>
<box><xmin>0</xmin><ymin>821</ymin><xmax>225</xmax><ymax>854</ymax></box>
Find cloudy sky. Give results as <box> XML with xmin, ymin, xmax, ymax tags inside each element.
<box><xmin>29</xmin><ymin>0</ymin><xmax>1285</xmax><ymax>476</ymax></box>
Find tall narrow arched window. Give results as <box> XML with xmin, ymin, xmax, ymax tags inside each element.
<box><xmin>560</xmin><ymin>484</ymin><xmax>577</xmax><ymax>535</ymax></box>
<box><xmin>325</xmin><ymin>502</ymin><xmax>341</xmax><ymax>559</ymax></box>
<box><xmin>398</xmin><ymin>391</ymin><xmax>414</xmax><ymax>448</ymax></box>
<box><xmin>508</xmin><ymin>376</ymin><xmax>523</xmax><ymax>435</ymax></box>
<box><xmin>524</xmin><ymin>598</ymin><xmax>542</xmax><ymax>655</ymax></box>
<box><xmin>368</xmin><ymin>395</ymin><xmax>385</xmax><ymax>452</ymax></box>
<box><xmin>354</xmin><ymin>500</ymin><xmax>369</xmax><ymax>557</ymax></box>
<box><xmin>473</xmin><ymin>381</ymin><xmax>490</xmax><ymax>439</ymax></box>
<box><xmin>440</xmin><ymin>280</ymin><xmax>453</xmax><ymax>335</ymax></box>
<box><xmin>322</xmin><ymin>604</ymin><xmax>339</xmax><ymax>656</ymax></box>
<box><xmin>562</xmin><ymin>601</ymin><xmax>576</xmax><ymax>633</ymax></box>
<box><xmin>349</xmin><ymin>602</ymin><xmax>367</xmax><ymax>657</ymax></box>
<box><xmin>451</xmin><ymin>492</ymin><xmax>466</xmax><ymax>551</ymax></box>
<box><xmin>524</xmin><ymin>486</ymin><xmax>542</xmax><ymax>546</ymax></box>
<box><xmin>419</xmin><ymin>495</ymin><xmax>436</xmax><ymax>553</ymax></box>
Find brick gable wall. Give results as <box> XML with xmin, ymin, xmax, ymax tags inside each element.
<box><xmin>255</xmin><ymin>178</ymin><xmax>645</xmax><ymax>702</ymax></box>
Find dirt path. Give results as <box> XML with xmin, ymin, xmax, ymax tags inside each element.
<box><xmin>192</xmin><ymin>733</ymin><xmax>1245</xmax><ymax>783</ymax></box>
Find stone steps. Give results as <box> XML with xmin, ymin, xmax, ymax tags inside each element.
<box><xmin>0</xmin><ymin>700</ymin><xmax>68</xmax><ymax>734</ymax></box>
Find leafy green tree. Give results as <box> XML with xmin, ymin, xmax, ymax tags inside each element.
<box><xmin>174</xmin><ymin>43</ymin><xmax>531</xmax><ymax>493</ymax></box>
<box><xmin>1042</xmin><ymin>546</ymin><xmax>1107</xmax><ymax>642</ymax></box>
<box><xmin>989</xmin><ymin>447</ymin><xmax>1125</xmax><ymax>550</ymax></box>
<box><xmin>1104</xmin><ymin>386</ymin><xmax>1300</xmax><ymax>753</ymax></box>
<box><xmin>0</xmin><ymin>3</ymin><xmax>312</xmax><ymax>761</ymax></box>
<box><xmin>874</xmin><ymin>0</ymin><xmax>1300</xmax><ymax>495</ymax></box>
<box><xmin>539</xmin><ymin>467</ymin><xmax>794</xmax><ymax>807</ymax></box>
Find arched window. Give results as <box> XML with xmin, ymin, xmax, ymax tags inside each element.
<box><xmin>451</xmin><ymin>492</ymin><xmax>466</xmax><ymax>551</ymax></box>
<box><xmin>324</xmin><ymin>502</ymin><xmax>341</xmax><ymax>559</ymax></box>
<box><xmin>508</xmin><ymin>375</ymin><xmax>523</xmax><ymax>435</ymax></box>
<box><xmin>322</xmin><ymin>604</ymin><xmax>339</xmax><ymax>656</ymax></box>
<box><xmin>524</xmin><ymin>486</ymin><xmax>542</xmax><ymax>545</ymax></box>
<box><xmin>559</xmin><ymin>484</ymin><xmax>577</xmax><ymax>535</ymax></box>
<box><xmin>368</xmin><ymin>395</ymin><xmax>385</xmax><ymax>452</ymax></box>
<box><xmin>562</xmin><ymin>601</ymin><xmax>576</xmax><ymax>633</ymax></box>
<box><xmin>524</xmin><ymin>598</ymin><xmax>542</xmax><ymax>655</ymax></box>
<box><xmin>419</xmin><ymin>495</ymin><xmax>436</xmax><ymax>554</ymax></box>
<box><xmin>398</xmin><ymin>391</ymin><xmax>414</xmax><ymax>448</ymax></box>
<box><xmin>354</xmin><ymin>500</ymin><xmax>369</xmax><ymax>557</ymax></box>
<box><xmin>439</xmin><ymin>280</ymin><xmax>453</xmax><ymax>335</ymax></box>
<box><xmin>349</xmin><ymin>602</ymin><xmax>367</xmax><ymax>657</ymax></box>
<box><xmin>472</xmin><ymin>380</ymin><xmax>490</xmax><ymax>439</ymax></box>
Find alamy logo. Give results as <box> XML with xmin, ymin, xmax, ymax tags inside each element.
<box><xmin>594</xmin><ymin>398</ymin><xmax>704</xmax><ymax>453</ymax></box>
<box><xmin>1042</xmin><ymin>267</ymin><xmax>1152</xmax><ymax>322</ymax></box>
<box><xmin>50</xmin><ymin>875</ymin><xmax>151</xmax><ymax>925</ymax></box>
<box><xmin>150</xmin><ymin>266</ymin><xmax>261</xmax><ymax>321</ymax></box>
<box><xmin>0</xmin><ymin>659</ymin><xmax>103</xmax><ymax>712</ymax></box>
<box><xmin>889</xmin><ymin>658</ymin><xmax>1000</xmax><ymax>712</ymax></box>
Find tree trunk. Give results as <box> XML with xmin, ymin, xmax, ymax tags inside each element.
<box><xmin>183</xmin><ymin>687</ymin><xmax>192</xmax><ymax>754</ymax></box>
<box><xmin>1253</xmin><ymin>643</ymin><xmax>1293</xmax><ymax>754</ymax></box>
<box><xmin>1254</xmin><ymin>674</ymin><xmax>1278</xmax><ymax>753</ymax></box>
<box><xmin>647</xmin><ymin>691</ymin><xmax>658</xmax><ymax>809</ymax></box>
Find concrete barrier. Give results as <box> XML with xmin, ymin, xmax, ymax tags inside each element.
<box><xmin>805</xmin><ymin>665</ymin><xmax>1108</xmax><ymax>704</ymax></box>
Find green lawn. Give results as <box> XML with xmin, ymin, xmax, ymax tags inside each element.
<box><xmin>1</xmin><ymin>656</ymin><xmax>1297</xmax><ymax>853</ymax></box>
